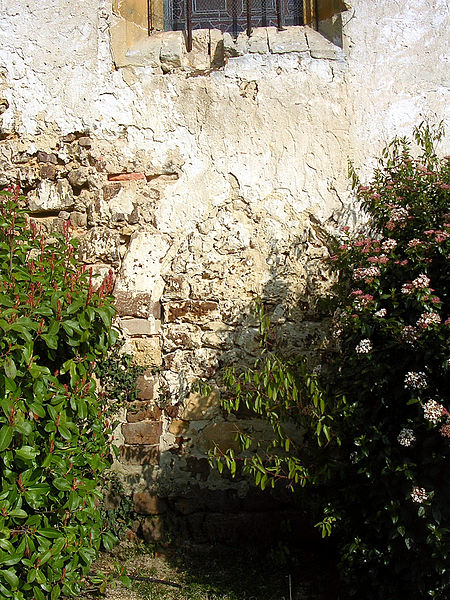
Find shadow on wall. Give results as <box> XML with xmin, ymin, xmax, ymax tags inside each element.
<box><xmin>111</xmin><ymin>211</ymin><xmax>342</xmax><ymax>555</ymax></box>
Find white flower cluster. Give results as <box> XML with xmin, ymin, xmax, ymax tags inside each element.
<box><xmin>353</xmin><ymin>266</ymin><xmax>381</xmax><ymax>280</ymax></box>
<box><xmin>390</xmin><ymin>207</ymin><xmax>409</xmax><ymax>222</ymax></box>
<box><xmin>416</xmin><ymin>312</ymin><xmax>441</xmax><ymax>329</ymax></box>
<box><xmin>423</xmin><ymin>399</ymin><xmax>446</xmax><ymax>423</ymax></box>
<box><xmin>397</xmin><ymin>428</ymin><xmax>416</xmax><ymax>447</ymax></box>
<box><xmin>381</xmin><ymin>239</ymin><xmax>397</xmax><ymax>252</ymax></box>
<box><xmin>404</xmin><ymin>371</ymin><xmax>428</xmax><ymax>389</ymax></box>
<box><xmin>410</xmin><ymin>487</ymin><xmax>428</xmax><ymax>504</ymax></box>
<box><xmin>401</xmin><ymin>274</ymin><xmax>431</xmax><ymax>295</ymax></box>
<box><xmin>413</xmin><ymin>274</ymin><xmax>431</xmax><ymax>288</ymax></box>
<box><xmin>355</xmin><ymin>339</ymin><xmax>373</xmax><ymax>354</ymax></box>
<box><xmin>374</xmin><ymin>308</ymin><xmax>387</xmax><ymax>318</ymax></box>
<box><xmin>440</xmin><ymin>422</ymin><xmax>450</xmax><ymax>438</ymax></box>
<box><xmin>401</xmin><ymin>326</ymin><xmax>419</xmax><ymax>345</ymax></box>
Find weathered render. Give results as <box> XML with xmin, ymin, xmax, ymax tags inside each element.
<box><xmin>0</xmin><ymin>0</ymin><xmax>448</xmax><ymax>541</ymax></box>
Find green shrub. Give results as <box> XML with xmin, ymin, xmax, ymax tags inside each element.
<box><xmin>0</xmin><ymin>187</ymin><xmax>117</xmax><ymax>598</ymax></box>
<box><xmin>325</xmin><ymin>124</ymin><xmax>450</xmax><ymax>598</ymax></box>
<box><xmin>213</xmin><ymin>124</ymin><xmax>450</xmax><ymax>599</ymax></box>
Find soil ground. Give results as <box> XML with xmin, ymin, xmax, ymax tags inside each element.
<box><xmin>79</xmin><ymin>541</ymin><xmax>335</xmax><ymax>600</ymax></box>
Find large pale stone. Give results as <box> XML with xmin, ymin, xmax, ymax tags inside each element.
<box><xmin>78</xmin><ymin>227</ymin><xmax>121</xmax><ymax>262</ymax></box>
<box><xmin>160</xmin><ymin>31</ymin><xmax>185</xmax><ymax>73</ymax></box>
<box><xmin>186</xmin><ymin>30</ymin><xmax>210</xmax><ymax>71</ymax></box>
<box><xmin>28</xmin><ymin>180</ymin><xmax>74</xmax><ymax>212</ymax></box>
<box><xmin>110</xmin><ymin>18</ymin><xmax>147</xmax><ymax>67</ymax></box>
<box><xmin>117</xmin><ymin>231</ymin><xmax>170</xmax><ymax>295</ymax></box>
<box><xmin>125</xmin><ymin>33</ymin><xmax>163</xmax><ymax>68</ymax></box>
<box><xmin>210</xmin><ymin>29</ymin><xmax>225</xmax><ymax>67</ymax></box>
<box><xmin>180</xmin><ymin>388</ymin><xmax>220</xmax><ymax>421</ymax></box>
<box><xmin>305</xmin><ymin>27</ymin><xmax>343</xmax><ymax>60</ymax></box>
<box><xmin>132</xmin><ymin>337</ymin><xmax>162</xmax><ymax>367</ymax></box>
<box><xmin>267</xmin><ymin>27</ymin><xmax>308</xmax><ymax>54</ymax></box>
<box><xmin>248</xmin><ymin>28</ymin><xmax>268</xmax><ymax>54</ymax></box>
<box><xmin>198</xmin><ymin>422</ymin><xmax>241</xmax><ymax>453</ymax></box>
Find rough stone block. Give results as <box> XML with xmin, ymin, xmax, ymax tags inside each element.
<box><xmin>127</xmin><ymin>401</ymin><xmax>161</xmax><ymax>423</ymax></box>
<box><xmin>162</xmin><ymin>276</ymin><xmax>191</xmax><ymax>300</ymax></box>
<box><xmin>132</xmin><ymin>337</ymin><xmax>162</xmax><ymax>367</ymax></box>
<box><xmin>68</xmin><ymin>168</ymin><xmax>89</xmax><ymax>187</ymax></box>
<box><xmin>69</xmin><ymin>211</ymin><xmax>87</xmax><ymax>228</ymax></box>
<box><xmin>223</xmin><ymin>32</ymin><xmax>244</xmax><ymax>57</ymax></box>
<box><xmin>198</xmin><ymin>422</ymin><xmax>241</xmax><ymax>453</ymax></box>
<box><xmin>248</xmin><ymin>27</ymin><xmax>268</xmax><ymax>54</ymax></box>
<box><xmin>119</xmin><ymin>317</ymin><xmax>161</xmax><ymax>336</ymax></box>
<box><xmin>36</xmin><ymin>151</ymin><xmax>58</xmax><ymax>164</ymax></box>
<box><xmin>78</xmin><ymin>227</ymin><xmax>121</xmax><ymax>262</ymax></box>
<box><xmin>164</xmin><ymin>300</ymin><xmax>220</xmax><ymax>324</ymax></box>
<box><xmin>267</xmin><ymin>26</ymin><xmax>308</xmax><ymax>54</ymax></box>
<box><xmin>168</xmin><ymin>419</ymin><xmax>188</xmax><ymax>436</ymax></box>
<box><xmin>210</xmin><ymin>29</ymin><xmax>225</xmax><ymax>67</ymax></box>
<box><xmin>122</xmin><ymin>421</ymin><xmax>162</xmax><ymax>445</ymax></box>
<box><xmin>125</xmin><ymin>33</ymin><xmax>163</xmax><ymax>68</ymax></box>
<box><xmin>102</xmin><ymin>182</ymin><xmax>122</xmax><ymax>201</ymax></box>
<box><xmin>133</xmin><ymin>492</ymin><xmax>167</xmax><ymax>515</ymax></box>
<box><xmin>160</xmin><ymin>31</ymin><xmax>185</xmax><ymax>73</ymax></box>
<box><xmin>305</xmin><ymin>27</ymin><xmax>343</xmax><ymax>60</ymax></box>
<box><xmin>180</xmin><ymin>388</ymin><xmax>220</xmax><ymax>420</ymax></box>
<box><xmin>119</xmin><ymin>444</ymin><xmax>160</xmax><ymax>465</ymax></box>
<box><xmin>136</xmin><ymin>372</ymin><xmax>158</xmax><ymax>400</ymax></box>
<box><xmin>28</xmin><ymin>180</ymin><xmax>74</xmax><ymax>212</ymax></box>
<box><xmin>186</xmin><ymin>29</ymin><xmax>210</xmax><ymax>71</ymax></box>
<box><xmin>140</xmin><ymin>515</ymin><xmax>164</xmax><ymax>542</ymax></box>
<box><xmin>163</xmin><ymin>323</ymin><xmax>202</xmax><ymax>352</ymax></box>
<box><xmin>115</xmin><ymin>291</ymin><xmax>161</xmax><ymax>318</ymax></box>
<box><xmin>39</xmin><ymin>165</ymin><xmax>57</xmax><ymax>180</ymax></box>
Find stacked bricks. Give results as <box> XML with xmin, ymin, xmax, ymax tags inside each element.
<box><xmin>115</xmin><ymin>291</ymin><xmax>163</xmax><ymax>466</ymax></box>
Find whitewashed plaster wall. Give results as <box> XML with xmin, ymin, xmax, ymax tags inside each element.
<box><xmin>0</xmin><ymin>0</ymin><xmax>448</xmax><ymax>505</ymax></box>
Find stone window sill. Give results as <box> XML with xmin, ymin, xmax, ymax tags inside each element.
<box><xmin>114</xmin><ymin>26</ymin><xmax>344</xmax><ymax>74</ymax></box>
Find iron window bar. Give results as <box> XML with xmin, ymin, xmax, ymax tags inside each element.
<box><xmin>149</xmin><ymin>0</ymin><xmax>321</xmax><ymax>52</ymax></box>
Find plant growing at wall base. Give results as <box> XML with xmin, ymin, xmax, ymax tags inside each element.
<box><xmin>0</xmin><ymin>187</ymin><xmax>118</xmax><ymax>599</ymax></box>
<box><xmin>208</xmin><ymin>299</ymin><xmax>341</xmax><ymax>495</ymax></box>
<box><xmin>212</xmin><ymin>124</ymin><xmax>450</xmax><ymax>599</ymax></box>
<box><xmin>324</xmin><ymin>123</ymin><xmax>450</xmax><ymax>599</ymax></box>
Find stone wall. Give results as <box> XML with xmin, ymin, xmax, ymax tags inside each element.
<box><xmin>0</xmin><ymin>0</ymin><xmax>448</xmax><ymax>541</ymax></box>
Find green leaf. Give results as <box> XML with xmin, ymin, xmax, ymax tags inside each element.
<box><xmin>53</xmin><ymin>478</ymin><xmax>72</xmax><ymax>492</ymax></box>
<box><xmin>0</xmin><ymin>569</ymin><xmax>19</xmax><ymax>590</ymax></box>
<box><xmin>0</xmin><ymin>426</ymin><xmax>13</xmax><ymax>452</ymax></box>
<box><xmin>33</xmin><ymin>586</ymin><xmax>45</xmax><ymax>600</ymax></box>
<box><xmin>4</xmin><ymin>357</ymin><xmax>16</xmax><ymax>380</ymax></box>
<box><xmin>15</xmin><ymin>446</ymin><xmax>39</xmax><ymax>462</ymax></box>
<box><xmin>8</xmin><ymin>508</ymin><xmax>27</xmax><ymax>519</ymax></box>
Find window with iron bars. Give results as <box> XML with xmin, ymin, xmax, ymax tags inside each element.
<box><xmin>146</xmin><ymin>0</ymin><xmax>347</xmax><ymax>50</ymax></box>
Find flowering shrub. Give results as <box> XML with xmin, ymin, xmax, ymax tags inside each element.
<box><xmin>326</xmin><ymin>124</ymin><xmax>450</xmax><ymax>598</ymax></box>
<box><xmin>213</xmin><ymin>125</ymin><xmax>449</xmax><ymax>599</ymax></box>
<box><xmin>0</xmin><ymin>188</ymin><xmax>118</xmax><ymax>598</ymax></box>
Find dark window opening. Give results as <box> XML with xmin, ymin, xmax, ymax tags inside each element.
<box><xmin>168</xmin><ymin>0</ymin><xmax>305</xmax><ymax>37</ymax></box>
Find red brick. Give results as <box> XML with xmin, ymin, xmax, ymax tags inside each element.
<box><xmin>136</xmin><ymin>374</ymin><xmax>156</xmax><ymax>400</ymax></box>
<box><xmin>164</xmin><ymin>300</ymin><xmax>219</xmax><ymax>323</ymax></box>
<box><xmin>133</xmin><ymin>492</ymin><xmax>167</xmax><ymax>515</ymax></box>
<box><xmin>108</xmin><ymin>172</ymin><xmax>146</xmax><ymax>182</ymax></box>
<box><xmin>127</xmin><ymin>402</ymin><xmax>161</xmax><ymax>423</ymax></box>
<box><xmin>121</xmin><ymin>421</ymin><xmax>162</xmax><ymax>445</ymax></box>
<box><xmin>114</xmin><ymin>291</ymin><xmax>161</xmax><ymax>319</ymax></box>
<box><xmin>119</xmin><ymin>445</ymin><xmax>160</xmax><ymax>465</ymax></box>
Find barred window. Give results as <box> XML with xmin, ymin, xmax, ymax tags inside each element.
<box><xmin>151</xmin><ymin>0</ymin><xmax>347</xmax><ymax>36</ymax></box>
<box><xmin>112</xmin><ymin>0</ymin><xmax>347</xmax><ymax>62</ymax></box>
